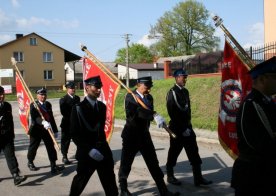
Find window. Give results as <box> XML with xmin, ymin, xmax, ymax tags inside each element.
<box><xmin>44</xmin><ymin>70</ymin><xmax>53</xmax><ymax>80</ymax></box>
<box><xmin>13</xmin><ymin>52</ymin><xmax>24</xmax><ymax>62</ymax></box>
<box><xmin>29</xmin><ymin>37</ymin><xmax>37</xmax><ymax>46</ymax></box>
<box><xmin>20</xmin><ymin>70</ymin><xmax>24</xmax><ymax>78</ymax></box>
<box><xmin>43</xmin><ymin>52</ymin><xmax>53</xmax><ymax>62</ymax></box>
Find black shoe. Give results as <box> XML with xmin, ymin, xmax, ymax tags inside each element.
<box><xmin>28</xmin><ymin>162</ymin><xmax>38</xmax><ymax>171</ymax></box>
<box><xmin>51</xmin><ymin>165</ymin><xmax>65</xmax><ymax>175</ymax></box>
<box><xmin>120</xmin><ymin>189</ymin><xmax>132</xmax><ymax>196</ymax></box>
<box><xmin>62</xmin><ymin>157</ymin><xmax>71</xmax><ymax>165</ymax></box>
<box><xmin>194</xmin><ymin>177</ymin><xmax>213</xmax><ymax>186</ymax></box>
<box><xmin>167</xmin><ymin>176</ymin><xmax>181</xmax><ymax>186</ymax></box>
<box><xmin>13</xmin><ymin>174</ymin><xmax>27</xmax><ymax>186</ymax></box>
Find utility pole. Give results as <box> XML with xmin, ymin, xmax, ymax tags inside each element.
<box><xmin>124</xmin><ymin>34</ymin><xmax>131</xmax><ymax>87</ymax></box>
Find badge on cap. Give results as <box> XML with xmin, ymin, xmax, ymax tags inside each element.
<box><xmin>65</xmin><ymin>81</ymin><xmax>75</xmax><ymax>89</ymax></box>
<box><xmin>137</xmin><ymin>76</ymin><xmax>153</xmax><ymax>87</ymax></box>
<box><xmin>173</xmin><ymin>69</ymin><xmax>188</xmax><ymax>77</ymax></box>
<box><xmin>36</xmin><ymin>87</ymin><xmax>47</xmax><ymax>95</ymax></box>
<box><xmin>84</xmin><ymin>75</ymin><xmax>103</xmax><ymax>88</ymax></box>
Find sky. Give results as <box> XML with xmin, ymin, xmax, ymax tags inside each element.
<box><xmin>0</xmin><ymin>0</ymin><xmax>264</xmax><ymax>62</ymax></box>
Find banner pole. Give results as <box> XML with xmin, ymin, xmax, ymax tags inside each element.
<box><xmin>212</xmin><ymin>15</ymin><xmax>255</xmax><ymax>70</ymax></box>
<box><xmin>11</xmin><ymin>57</ymin><xmax>60</xmax><ymax>151</ymax></box>
<box><xmin>80</xmin><ymin>45</ymin><xmax>177</xmax><ymax>139</ymax></box>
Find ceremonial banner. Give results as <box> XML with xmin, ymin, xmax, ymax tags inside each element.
<box><xmin>82</xmin><ymin>57</ymin><xmax>120</xmax><ymax>142</ymax></box>
<box><xmin>15</xmin><ymin>72</ymin><xmax>31</xmax><ymax>134</ymax></box>
<box><xmin>218</xmin><ymin>40</ymin><xmax>252</xmax><ymax>159</ymax></box>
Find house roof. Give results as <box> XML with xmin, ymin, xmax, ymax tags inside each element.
<box><xmin>118</xmin><ymin>63</ymin><xmax>164</xmax><ymax>71</ymax></box>
<box><xmin>0</xmin><ymin>32</ymin><xmax>81</xmax><ymax>62</ymax></box>
<box><xmin>156</xmin><ymin>55</ymin><xmax>195</xmax><ymax>64</ymax></box>
<box><xmin>188</xmin><ymin>51</ymin><xmax>223</xmax><ymax>65</ymax></box>
<box><xmin>103</xmin><ymin>62</ymin><xmax>118</xmax><ymax>73</ymax></box>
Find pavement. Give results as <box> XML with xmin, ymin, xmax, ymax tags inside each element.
<box><xmin>0</xmin><ymin>99</ymin><xmax>234</xmax><ymax>196</ymax></box>
<box><xmin>114</xmin><ymin>119</ymin><xmax>219</xmax><ymax>144</ymax></box>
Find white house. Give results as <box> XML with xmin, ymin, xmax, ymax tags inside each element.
<box><xmin>117</xmin><ymin>63</ymin><xmax>164</xmax><ymax>80</ymax></box>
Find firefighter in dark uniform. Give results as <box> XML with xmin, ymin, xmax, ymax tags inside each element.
<box><xmin>231</xmin><ymin>57</ymin><xmax>276</xmax><ymax>195</ymax></box>
<box><xmin>0</xmin><ymin>86</ymin><xmax>27</xmax><ymax>185</ymax></box>
<box><xmin>118</xmin><ymin>76</ymin><xmax>179</xmax><ymax>196</ymax></box>
<box><xmin>69</xmin><ymin>76</ymin><xmax>118</xmax><ymax>196</ymax></box>
<box><xmin>59</xmin><ymin>81</ymin><xmax>80</xmax><ymax>164</ymax></box>
<box><xmin>27</xmin><ymin>87</ymin><xmax>64</xmax><ymax>174</ymax></box>
<box><xmin>165</xmin><ymin>69</ymin><xmax>212</xmax><ymax>186</ymax></box>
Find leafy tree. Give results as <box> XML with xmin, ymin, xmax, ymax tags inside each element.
<box><xmin>149</xmin><ymin>0</ymin><xmax>220</xmax><ymax>56</ymax></box>
<box><xmin>115</xmin><ymin>43</ymin><xmax>154</xmax><ymax>63</ymax></box>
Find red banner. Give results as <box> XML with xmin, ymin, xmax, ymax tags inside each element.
<box><xmin>15</xmin><ymin>72</ymin><xmax>31</xmax><ymax>134</ymax></box>
<box><xmin>82</xmin><ymin>57</ymin><xmax>120</xmax><ymax>142</ymax></box>
<box><xmin>218</xmin><ymin>40</ymin><xmax>252</xmax><ymax>159</ymax></box>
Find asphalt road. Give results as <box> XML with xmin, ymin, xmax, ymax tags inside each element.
<box><xmin>0</xmin><ymin>99</ymin><xmax>235</xmax><ymax>196</ymax></box>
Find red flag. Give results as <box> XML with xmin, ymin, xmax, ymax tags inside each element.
<box><xmin>82</xmin><ymin>57</ymin><xmax>120</xmax><ymax>142</ymax></box>
<box><xmin>218</xmin><ymin>40</ymin><xmax>252</xmax><ymax>159</ymax></box>
<box><xmin>16</xmin><ymin>72</ymin><xmax>31</xmax><ymax>134</ymax></box>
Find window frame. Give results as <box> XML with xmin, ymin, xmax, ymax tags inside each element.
<box><xmin>29</xmin><ymin>37</ymin><xmax>37</xmax><ymax>46</ymax></box>
<box><xmin>13</xmin><ymin>51</ymin><xmax>24</xmax><ymax>62</ymax></box>
<box><xmin>43</xmin><ymin>52</ymin><xmax>53</xmax><ymax>62</ymax></box>
<box><xmin>44</xmin><ymin>70</ymin><xmax>53</xmax><ymax>80</ymax></box>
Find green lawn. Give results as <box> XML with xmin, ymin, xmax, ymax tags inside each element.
<box><xmin>114</xmin><ymin>75</ymin><xmax>221</xmax><ymax>131</ymax></box>
<box><xmin>6</xmin><ymin>75</ymin><xmax>221</xmax><ymax>131</ymax></box>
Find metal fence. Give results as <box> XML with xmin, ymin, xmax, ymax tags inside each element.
<box><xmin>169</xmin><ymin>42</ymin><xmax>276</xmax><ymax>75</ymax></box>
<box><xmin>169</xmin><ymin>52</ymin><xmax>223</xmax><ymax>75</ymax></box>
<box><xmin>246</xmin><ymin>42</ymin><xmax>276</xmax><ymax>64</ymax></box>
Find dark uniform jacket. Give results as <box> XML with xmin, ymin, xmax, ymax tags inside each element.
<box><xmin>59</xmin><ymin>94</ymin><xmax>80</xmax><ymax>129</ymax></box>
<box><xmin>166</xmin><ymin>84</ymin><xmax>195</xmax><ymax>137</ymax></box>
<box><xmin>232</xmin><ymin>88</ymin><xmax>276</xmax><ymax>190</ymax></box>
<box><xmin>0</xmin><ymin>102</ymin><xmax>14</xmax><ymax>144</ymax></box>
<box><xmin>29</xmin><ymin>101</ymin><xmax>58</xmax><ymax>136</ymax></box>
<box><xmin>121</xmin><ymin>90</ymin><xmax>154</xmax><ymax>142</ymax></box>
<box><xmin>70</xmin><ymin>97</ymin><xmax>110</xmax><ymax>161</ymax></box>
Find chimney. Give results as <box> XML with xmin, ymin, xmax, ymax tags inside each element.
<box><xmin>16</xmin><ymin>34</ymin><xmax>23</xmax><ymax>39</ymax></box>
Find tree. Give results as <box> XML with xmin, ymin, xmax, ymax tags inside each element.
<box><xmin>115</xmin><ymin>43</ymin><xmax>154</xmax><ymax>64</ymax></box>
<box><xmin>149</xmin><ymin>0</ymin><xmax>220</xmax><ymax>56</ymax></box>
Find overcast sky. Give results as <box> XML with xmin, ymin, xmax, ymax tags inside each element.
<box><xmin>0</xmin><ymin>0</ymin><xmax>264</xmax><ymax>62</ymax></box>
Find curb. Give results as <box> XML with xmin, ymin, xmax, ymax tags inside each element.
<box><xmin>114</xmin><ymin>119</ymin><xmax>219</xmax><ymax>144</ymax></box>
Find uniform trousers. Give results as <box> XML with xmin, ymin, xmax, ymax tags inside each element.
<box><xmin>119</xmin><ymin>134</ymin><xmax>164</xmax><ymax>184</ymax></box>
<box><xmin>69</xmin><ymin>157</ymin><xmax>118</xmax><ymax>196</ymax></box>
<box><xmin>166</xmin><ymin>135</ymin><xmax>202</xmax><ymax>168</ymax></box>
<box><xmin>27</xmin><ymin>130</ymin><xmax>57</xmax><ymax>162</ymax></box>
<box><xmin>61</xmin><ymin>128</ymin><xmax>71</xmax><ymax>156</ymax></box>
<box><xmin>0</xmin><ymin>140</ymin><xmax>19</xmax><ymax>174</ymax></box>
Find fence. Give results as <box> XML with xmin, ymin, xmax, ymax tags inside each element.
<box><xmin>246</xmin><ymin>42</ymin><xmax>276</xmax><ymax>64</ymax></box>
<box><xmin>169</xmin><ymin>51</ymin><xmax>223</xmax><ymax>75</ymax></box>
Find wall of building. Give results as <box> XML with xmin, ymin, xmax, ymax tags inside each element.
<box><xmin>117</xmin><ymin>65</ymin><xmax>138</xmax><ymax>79</ymax></box>
<box><xmin>0</xmin><ymin>34</ymin><xmax>65</xmax><ymax>89</ymax></box>
<box><xmin>137</xmin><ymin>71</ymin><xmax>164</xmax><ymax>80</ymax></box>
<box><xmin>264</xmin><ymin>0</ymin><xmax>276</xmax><ymax>43</ymax></box>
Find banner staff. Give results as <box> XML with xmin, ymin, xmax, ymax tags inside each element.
<box><xmin>213</xmin><ymin>15</ymin><xmax>255</xmax><ymax>70</ymax></box>
<box><xmin>80</xmin><ymin>45</ymin><xmax>177</xmax><ymax>139</ymax></box>
<box><xmin>11</xmin><ymin>57</ymin><xmax>60</xmax><ymax>151</ymax></box>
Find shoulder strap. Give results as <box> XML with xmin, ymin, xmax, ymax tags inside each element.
<box><xmin>171</xmin><ymin>89</ymin><xmax>188</xmax><ymax>112</ymax></box>
<box><xmin>252</xmin><ymin>101</ymin><xmax>276</xmax><ymax>140</ymax></box>
<box><xmin>240</xmin><ymin>102</ymin><xmax>256</xmax><ymax>150</ymax></box>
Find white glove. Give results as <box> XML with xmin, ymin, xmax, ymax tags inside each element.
<box><xmin>54</xmin><ymin>132</ymin><xmax>58</xmax><ymax>139</ymax></box>
<box><xmin>42</xmin><ymin>120</ymin><xmax>51</xmax><ymax>130</ymax></box>
<box><xmin>182</xmin><ymin>128</ymin><xmax>191</xmax><ymax>137</ymax></box>
<box><xmin>88</xmin><ymin>148</ymin><xmax>104</xmax><ymax>161</ymax></box>
<box><xmin>154</xmin><ymin>114</ymin><xmax>165</xmax><ymax>128</ymax></box>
